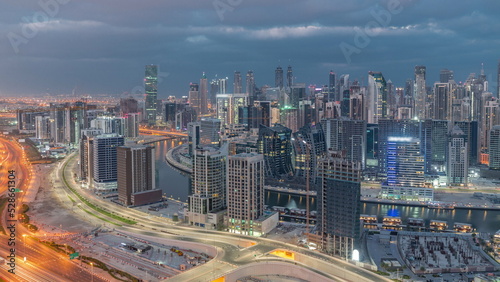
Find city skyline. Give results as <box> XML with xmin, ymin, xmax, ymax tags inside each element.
<box><xmin>0</xmin><ymin>0</ymin><xmax>499</xmax><ymax>97</ymax></box>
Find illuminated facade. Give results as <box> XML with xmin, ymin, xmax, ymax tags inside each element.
<box><xmin>227</xmin><ymin>153</ymin><xmax>264</xmax><ymax>236</ymax></box>
<box><xmin>386</xmin><ymin>137</ymin><xmax>425</xmax><ymax>187</ymax></box>
<box><xmin>145</xmin><ymin>65</ymin><xmax>158</xmax><ymax>125</ymax></box>
<box><xmin>257</xmin><ymin>124</ymin><xmax>293</xmax><ymax>177</ymax></box>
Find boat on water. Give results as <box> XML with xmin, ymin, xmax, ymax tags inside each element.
<box><xmin>427</xmin><ymin>201</ymin><xmax>456</xmax><ymax>210</ymax></box>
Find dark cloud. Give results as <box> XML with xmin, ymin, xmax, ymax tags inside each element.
<box><xmin>0</xmin><ymin>0</ymin><xmax>498</xmax><ymax>97</ymax></box>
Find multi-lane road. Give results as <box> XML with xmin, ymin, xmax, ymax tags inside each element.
<box><xmin>0</xmin><ymin>137</ymin><xmax>108</xmax><ymax>282</ymax></box>
<box><xmin>0</xmin><ymin>133</ymin><xmax>390</xmax><ymax>281</ymax></box>
<box><xmin>56</xmin><ymin>152</ymin><xmax>391</xmax><ymax>282</ymax></box>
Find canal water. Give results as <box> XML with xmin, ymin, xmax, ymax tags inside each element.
<box><xmin>154</xmin><ymin>140</ymin><xmax>500</xmax><ymax>234</ymax></box>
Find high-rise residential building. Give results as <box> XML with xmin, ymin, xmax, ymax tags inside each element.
<box><xmin>233</xmin><ymin>71</ymin><xmax>242</xmax><ymax>93</ymax></box>
<box><xmin>286</xmin><ymin>65</ymin><xmax>293</xmax><ymax>88</ymax></box>
<box><xmin>483</xmin><ymin>98</ymin><xmax>500</xmax><ymax>153</ymax></box>
<box><xmin>79</xmin><ymin>128</ymin><xmax>104</xmax><ymax>182</ymax></box>
<box><xmin>368</xmin><ymin>71</ymin><xmax>388</xmax><ymax>123</ymax></box>
<box><xmin>328</xmin><ymin>71</ymin><xmax>336</xmax><ymax>102</ymax></box>
<box><xmin>188</xmin><ymin>82</ymin><xmax>201</xmax><ymax>116</ymax></box>
<box><xmin>200</xmin><ymin>118</ymin><xmax>221</xmax><ymax>147</ymax></box>
<box><xmin>35</xmin><ymin>115</ymin><xmax>51</xmax><ymax>140</ymax></box>
<box><xmin>349</xmin><ymin>81</ymin><xmax>364</xmax><ymax>120</ymax></box>
<box><xmin>321</xmin><ymin>118</ymin><xmax>366</xmax><ymax>168</ymax></box>
<box><xmin>275</xmin><ymin>66</ymin><xmax>284</xmax><ymax>88</ymax></box>
<box><xmin>433</xmin><ymin>83</ymin><xmax>449</xmax><ymax>120</ymax></box>
<box><xmin>175</xmin><ymin>106</ymin><xmax>197</xmax><ymax>131</ymax></box>
<box><xmin>447</xmin><ymin>126</ymin><xmax>468</xmax><ymax>186</ymax></box>
<box><xmin>338</xmin><ymin>74</ymin><xmax>350</xmax><ymax>103</ymax></box>
<box><xmin>421</xmin><ymin>120</ymin><xmax>449</xmax><ymax>173</ymax></box>
<box><xmin>164</xmin><ymin>102</ymin><xmax>178</xmax><ymax>123</ymax></box>
<box><xmin>289</xmin><ymin>83</ymin><xmax>306</xmax><ymax>108</ymax></box>
<box><xmin>414</xmin><ymin>66</ymin><xmax>427</xmax><ymax>120</ymax></box>
<box><xmin>455</xmin><ymin>121</ymin><xmax>479</xmax><ymax>165</ymax></box>
<box><xmin>188</xmin><ymin>147</ymin><xmax>226</xmax><ymax>228</ymax></box>
<box><xmin>227</xmin><ymin>152</ymin><xmax>264</xmax><ymax>236</ymax></box>
<box><xmin>92</xmin><ymin>134</ymin><xmax>125</xmax><ymax>191</ymax></box>
<box><xmin>497</xmin><ymin>60</ymin><xmax>500</xmax><ymax>98</ymax></box>
<box><xmin>292</xmin><ymin>123</ymin><xmax>326</xmax><ymax>181</ymax></box>
<box><xmin>386</xmin><ymin>137</ymin><xmax>425</xmax><ymax>187</ymax></box>
<box><xmin>187</xmin><ymin>122</ymin><xmax>201</xmax><ymax>157</ymax></box>
<box><xmin>378</xmin><ymin>119</ymin><xmax>420</xmax><ymax>173</ymax></box>
<box><xmin>316</xmin><ymin>151</ymin><xmax>361</xmax><ymax>259</ymax></box>
<box><xmin>489</xmin><ymin>125</ymin><xmax>500</xmax><ymax>169</ymax></box>
<box><xmin>145</xmin><ymin>65</ymin><xmax>158</xmax><ymax>125</ymax></box>
<box><xmin>124</xmin><ymin>113</ymin><xmax>140</xmax><ymax>138</ymax></box>
<box><xmin>117</xmin><ymin>145</ymin><xmax>158</xmax><ymax>206</ymax></box>
<box><xmin>257</xmin><ymin>124</ymin><xmax>293</xmax><ymax>178</ymax></box>
<box><xmin>246</xmin><ymin>70</ymin><xmax>256</xmax><ymax>100</ymax></box>
<box><xmin>298</xmin><ymin>100</ymin><xmax>313</xmax><ymax>129</ymax></box>
<box><xmin>239</xmin><ymin>101</ymin><xmax>271</xmax><ymax>129</ymax></box>
<box><xmin>49</xmin><ymin>103</ymin><xmax>69</xmax><ymax>143</ymax></box>
<box><xmin>216</xmin><ymin>93</ymin><xmax>248</xmax><ymax>126</ymax></box>
<box><xmin>440</xmin><ymin>69</ymin><xmax>454</xmax><ymax>83</ymax></box>
<box><xmin>200</xmin><ymin>72</ymin><xmax>209</xmax><ymax>115</ymax></box>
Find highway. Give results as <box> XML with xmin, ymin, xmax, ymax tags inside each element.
<box><xmin>139</xmin><ymin>128</ymin><xmax>188</xmax><ymax>137</ymax></box>
<box><xmin>0</xmin><ymin>137</ymin><xmax>107</xmax><ymax>282</ymax></box>
<box><xmin>56</xmin><ymin>153</ymin><xmax>392</xmax><ymax>282</ymax></box>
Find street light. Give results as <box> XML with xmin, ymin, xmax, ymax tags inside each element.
<box><xmin>22</xmin><ymin>234</ymin><xmax>26</xmax><ymax>262</ymax></box>
<box><xmin>90</xmin><ymin>262</ymin><xmax>94</xmax><ymax>282</ymax></box>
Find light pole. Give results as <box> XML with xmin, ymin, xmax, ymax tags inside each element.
<box><xmin>22</xmin><ymin>234</ymin><xmax>26</xmax><ymax>262</ymax></box>
<box><xmin>90</xmin><ymin>262</ymin><xmax>94</xmax><ymax>282</ymax></box>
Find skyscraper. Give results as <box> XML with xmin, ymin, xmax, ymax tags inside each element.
<box><xmin>246</xmin><ymin>70</ymin><xmax>255</xmax><ymax>98</ymax></box>
<box><xmin>316</xmin><ymin>151</ymin><xmax>361</xmax><ymax>259</ymax></box>
<box><xmin>188</xmin><ymin>82</ymin><xmax>201</xmax><ymax>115</ymax></box>
<box><xmin>497</xmin><ymin>60</ymin><xmax>500</xmax><ymax>98</ymax></box>
<box><xmin>286</xmin><ymin>65</ymin><xmax>293</xmax><ymax>88</ymax></box>
<box><xmin>414</xmin><ymin>65</ymin><xmax>427</xmax><ymax>120</ymax></box>
<box><xmin>447</xmin><ymin>126</ymin><xmax>468</xmax><ymax>187</ymax></box>
<box><xmin>321</xmin><ymin>118</ymin><xmax>366</xmax><ymax>168</ymax></box>
<box><xmin>292</xmin><ymin>123</ymin><xmax>326</xmax><ymax>180</ymax></box>
<box><xmin>275</xmin><ymin>66</ymin><xmax>284</xmax><ymax>88</ymax></box>
<box><xmin>328</xmin><ymin>71</ymin><xmax>336</xmax><ymax>102</ymax></box>
<box><xmin>440</xmin><ymin>69</ymin><xmax>454</xmax><ymax>83</ymax></box>
<box><xmin>234</xmin><ymin>71</ymin><xmax>242</xmax><ymax>93</ymax></box>
<box><xmin>227</xmin><ymin>152</ymin><xmax>264</xmax><ymax>236</ymax></box>
<box><xmin>258</xmin><ymin>124</ymin><xmax>293</xmax><ymax>178</ymax></box>
<box><xmin>188</xmin><ymin>147</ymin><xmax>226</xmax><ymax>228</ymax></box>
<box><xmin>386</xmin><ymin>137</ymin><xmax>425</xmax><ymax>187</ymax></box>
<box><xmin>489</xmin><ymin>125</ymin><xmax>500</xmax><ymax>169</ymax></box>
<box><xmin>378</xmin><ymin>119</ymin><xmax>420</xmax><ymax>173</ymax></box>
<box><xmin>200</xmin><ymin>118</ymin><xmax>221</xmax><ymax>146</ymax></box>
<box><xmin>368</xmin><ymin>71</ymin><xmax>387</xmax><ymax>123</ymax></box>
<box><xmin>433</xmin><ymin>83</ymin><xmax>450</xmax><ymax>120</ymax></box>
<box><xmin>421</xmin><ymin>119</ymin><xmax>449</xmax><ymax>173</ymax></box>
<box><xmin>117</xmin><ymin>145</ymin><xmax>158</xmax><ymax>206</ymax></box>
<box><xmin>145</xmin><ymin>65</ymin><xmax>158</xmax><ymax>125</ymax></box>
<box><xmin>92</xmin><ymin>134</ymin><xmax>125</xmax><ymax>191</ymax></box>
<box><xmin>200</xmin><ymin>72</ymin><xmax>208</xmax><ymax>115</ymax></box>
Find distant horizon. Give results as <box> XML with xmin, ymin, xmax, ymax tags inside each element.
<box><xmin>1</xmin><ymin>1</ymin><xmax>499</xmax><ymax>98</ymax></box>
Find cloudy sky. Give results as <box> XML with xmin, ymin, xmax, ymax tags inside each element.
<box><xmin>0</xmin><ymin>0</ymin><xmax>499</xmax><ymax>98</ymax></box>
